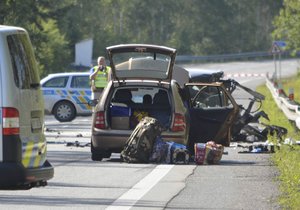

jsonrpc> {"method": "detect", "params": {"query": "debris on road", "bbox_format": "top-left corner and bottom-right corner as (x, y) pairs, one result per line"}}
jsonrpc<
(66, 141), (91, 147)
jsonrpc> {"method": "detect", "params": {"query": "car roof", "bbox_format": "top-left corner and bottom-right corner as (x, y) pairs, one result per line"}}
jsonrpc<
(0, 25), (26, 33)
(40, 72), (90, 83)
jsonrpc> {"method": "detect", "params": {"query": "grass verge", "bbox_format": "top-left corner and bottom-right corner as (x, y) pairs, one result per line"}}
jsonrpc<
(281, 70), (300, 102)
(256, 84), (300, 210)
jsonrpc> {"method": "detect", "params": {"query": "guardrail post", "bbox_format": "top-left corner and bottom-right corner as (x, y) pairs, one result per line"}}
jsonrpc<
(278, 83), (283, 95)
(288, 87), (294, 101)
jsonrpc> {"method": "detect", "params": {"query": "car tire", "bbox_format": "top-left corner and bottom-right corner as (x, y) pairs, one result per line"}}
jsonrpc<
(91, 153), (103, 161)
(53, 101), (76, 122)
(91, 141), (111, 161)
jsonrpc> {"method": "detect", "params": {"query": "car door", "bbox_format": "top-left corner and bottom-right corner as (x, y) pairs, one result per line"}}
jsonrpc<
(69, 75), (92, 113)
(185, 82), (239, 147)
(41, 75), (69, 113)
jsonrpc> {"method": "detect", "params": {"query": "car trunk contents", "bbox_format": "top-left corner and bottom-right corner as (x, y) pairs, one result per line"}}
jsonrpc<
(109, 88), (172, 129)
(110, 103), (131, 130)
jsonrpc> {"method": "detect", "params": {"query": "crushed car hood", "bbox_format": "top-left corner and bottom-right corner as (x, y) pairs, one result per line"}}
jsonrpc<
(188, 69), (224, 83)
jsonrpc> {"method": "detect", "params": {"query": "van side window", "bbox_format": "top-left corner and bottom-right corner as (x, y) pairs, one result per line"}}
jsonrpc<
(42, 76), (68, 88)
(7, 34), (40, 89)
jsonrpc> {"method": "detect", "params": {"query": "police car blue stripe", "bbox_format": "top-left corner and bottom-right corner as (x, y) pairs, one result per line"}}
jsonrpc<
(85, 90), (92, 95)
(62, 90), (68, 95)
(83, 95), (91, 102)
(72, 96), (88, 110)
(70, 90), (80, 96)
(43, 90), (55, 95)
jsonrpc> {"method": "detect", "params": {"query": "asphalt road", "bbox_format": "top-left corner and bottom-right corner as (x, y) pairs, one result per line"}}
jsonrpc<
(0, 59), (298, 209)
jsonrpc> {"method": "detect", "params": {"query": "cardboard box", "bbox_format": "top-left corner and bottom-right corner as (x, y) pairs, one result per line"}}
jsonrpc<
(111, 116), (130, 130)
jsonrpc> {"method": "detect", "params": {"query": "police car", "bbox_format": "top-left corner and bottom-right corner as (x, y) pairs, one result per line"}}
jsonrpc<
(41, 72), (92, 122)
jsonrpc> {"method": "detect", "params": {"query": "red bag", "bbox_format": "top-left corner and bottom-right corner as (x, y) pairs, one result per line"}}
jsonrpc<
(205, 141), (224, 164)
(194, 143), (206, 165)
(194, 141), (224, 165)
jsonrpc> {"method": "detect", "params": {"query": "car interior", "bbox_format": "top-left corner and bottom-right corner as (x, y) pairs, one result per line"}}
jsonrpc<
(109, 87), (172, 129)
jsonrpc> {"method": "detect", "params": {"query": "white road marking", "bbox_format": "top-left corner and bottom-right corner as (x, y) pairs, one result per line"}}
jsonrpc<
(106, 164), (174, 210)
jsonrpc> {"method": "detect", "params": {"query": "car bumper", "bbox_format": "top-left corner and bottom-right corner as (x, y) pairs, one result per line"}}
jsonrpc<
(92, 129), (188, 151)
(0, 160), (54, 188)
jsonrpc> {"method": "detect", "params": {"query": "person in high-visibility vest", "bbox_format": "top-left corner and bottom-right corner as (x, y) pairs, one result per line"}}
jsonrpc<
(90, 56), (111, 100)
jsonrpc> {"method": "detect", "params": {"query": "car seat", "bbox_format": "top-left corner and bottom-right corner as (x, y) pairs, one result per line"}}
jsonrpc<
(153, 90), (170, 108)
(112, 89), (134, 106)
(143, 94), (152, 105)
(151, 90), (170, 127)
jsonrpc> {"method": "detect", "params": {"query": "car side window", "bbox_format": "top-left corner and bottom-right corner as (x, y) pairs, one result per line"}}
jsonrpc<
(190, 85), (230, 108)
(71, 76), (90, 89)
(42, 76), (68, 88)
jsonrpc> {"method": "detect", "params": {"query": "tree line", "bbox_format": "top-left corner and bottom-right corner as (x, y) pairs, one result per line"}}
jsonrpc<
(1, 0), (296, 77)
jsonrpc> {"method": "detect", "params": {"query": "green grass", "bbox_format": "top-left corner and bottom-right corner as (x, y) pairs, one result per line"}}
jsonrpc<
(256, 81), (300, 210)
(281, 70), (300, 102)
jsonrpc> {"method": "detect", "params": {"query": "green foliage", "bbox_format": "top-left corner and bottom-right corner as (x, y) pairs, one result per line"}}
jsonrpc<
(0, 0), (283, 76)
(272, 145), (300, 209)
(273, 0), (300, 55)
(38, 19), (71, 77)
(281, 76), (300, 103)
(0, 0), (72, 76)
(256, 85), (299, 140)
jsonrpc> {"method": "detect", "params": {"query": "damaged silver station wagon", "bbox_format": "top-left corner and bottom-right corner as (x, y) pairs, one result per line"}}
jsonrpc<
(90, 44), (239, 161)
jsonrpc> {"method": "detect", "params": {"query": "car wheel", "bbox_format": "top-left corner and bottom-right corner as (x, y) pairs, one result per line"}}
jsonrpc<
(91, 141), (111, 161)
(103, 152), (112, 158)
(91, 153), (103, 161)
(53, 101), (76, 122)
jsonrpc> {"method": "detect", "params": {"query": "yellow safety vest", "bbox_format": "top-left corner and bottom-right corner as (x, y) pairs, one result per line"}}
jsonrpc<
(92, 66), (110, 88)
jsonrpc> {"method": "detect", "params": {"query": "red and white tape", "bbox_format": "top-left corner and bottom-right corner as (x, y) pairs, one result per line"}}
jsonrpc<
(224, 73), (266, 78)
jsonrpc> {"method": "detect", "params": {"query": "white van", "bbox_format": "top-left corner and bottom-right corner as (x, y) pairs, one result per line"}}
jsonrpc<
(0, 25), (54, 189)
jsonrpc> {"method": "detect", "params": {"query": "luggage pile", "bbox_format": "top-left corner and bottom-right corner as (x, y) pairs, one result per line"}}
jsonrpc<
(121, 116), (224, 165)
(150, 137), (189, 164)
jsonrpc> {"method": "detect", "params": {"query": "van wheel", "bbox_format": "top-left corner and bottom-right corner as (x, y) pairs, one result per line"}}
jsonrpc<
(53, 101), (76, 122)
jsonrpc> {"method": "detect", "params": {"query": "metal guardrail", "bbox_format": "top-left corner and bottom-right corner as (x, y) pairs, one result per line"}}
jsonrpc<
(266, 78), (300, 129)
(176, 51), (293, 63)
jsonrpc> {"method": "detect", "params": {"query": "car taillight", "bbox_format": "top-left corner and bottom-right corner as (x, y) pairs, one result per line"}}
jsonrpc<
(94, 111), (106, 129)
(171, 113), (186, 132)
(2, 107), (20, 135)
